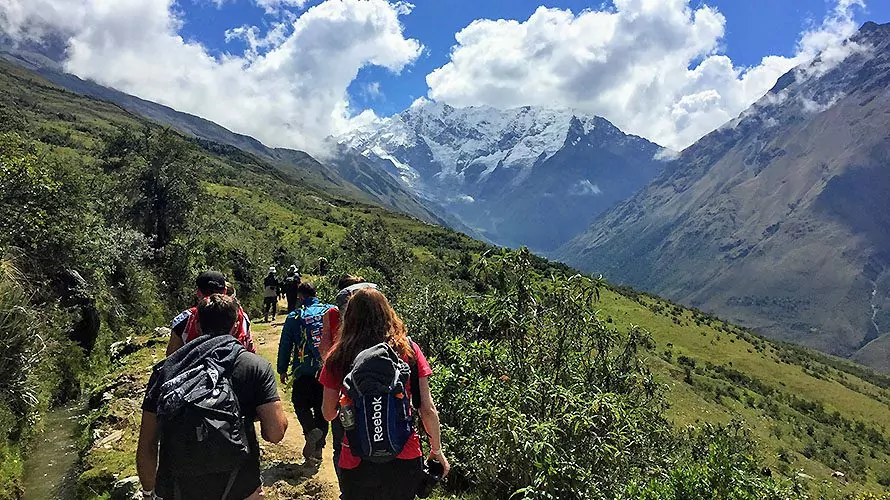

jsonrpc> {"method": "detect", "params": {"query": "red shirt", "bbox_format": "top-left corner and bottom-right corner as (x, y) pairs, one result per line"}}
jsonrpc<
(319, 341), (432, 470)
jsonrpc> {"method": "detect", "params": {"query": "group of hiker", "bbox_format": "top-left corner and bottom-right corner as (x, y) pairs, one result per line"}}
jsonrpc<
(262, 265), (303, 322)
(135, 269), (450, 500)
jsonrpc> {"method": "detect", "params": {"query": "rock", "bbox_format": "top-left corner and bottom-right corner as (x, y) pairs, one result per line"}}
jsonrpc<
(832, 471), (846, 478)
(111, 475), (140, 500)
(109, 336), (139, 361)
(154, 326), (171, 338)
(94, 429), (124, 448)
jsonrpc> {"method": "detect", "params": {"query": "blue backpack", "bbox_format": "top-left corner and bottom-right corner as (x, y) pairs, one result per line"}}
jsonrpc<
(294, 299), (333, 375)
(341, 342), (417, 462)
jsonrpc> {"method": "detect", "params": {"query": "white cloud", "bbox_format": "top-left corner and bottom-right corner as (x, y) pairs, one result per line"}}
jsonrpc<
(253, 0), (311, 15)
(0, 0), (422, 154)
(570, 180), (602, 196)
(363, 81), (383, 100)
(426, 0), (865, 150)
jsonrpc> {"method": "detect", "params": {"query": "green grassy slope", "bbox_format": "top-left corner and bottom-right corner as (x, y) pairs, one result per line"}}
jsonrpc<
(3, 60), (890, 497)
(598, 287), (890, 494)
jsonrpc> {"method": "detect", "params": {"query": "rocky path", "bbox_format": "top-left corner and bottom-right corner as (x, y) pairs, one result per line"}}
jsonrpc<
(252, 321), (340, 500)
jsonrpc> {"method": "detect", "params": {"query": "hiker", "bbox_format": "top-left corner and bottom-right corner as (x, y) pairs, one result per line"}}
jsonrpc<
(320, 288), (450, 500)
(282, 265), (302, 313)
(319, 275), (378, 478)
(277, 282), (334, 461)
(136, 293), (288, 500)
(166, 271), (255, 356)
(263, 267), (280, 322)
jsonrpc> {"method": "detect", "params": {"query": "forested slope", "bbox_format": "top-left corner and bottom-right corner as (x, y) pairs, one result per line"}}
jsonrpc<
(1, 61), (889, 499)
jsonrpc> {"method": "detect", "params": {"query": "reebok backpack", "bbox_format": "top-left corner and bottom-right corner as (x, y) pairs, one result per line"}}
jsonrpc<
(342, 342), (416, 462)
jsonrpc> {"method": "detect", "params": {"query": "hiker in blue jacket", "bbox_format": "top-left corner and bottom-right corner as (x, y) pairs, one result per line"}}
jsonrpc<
(276, 282), (334, 461)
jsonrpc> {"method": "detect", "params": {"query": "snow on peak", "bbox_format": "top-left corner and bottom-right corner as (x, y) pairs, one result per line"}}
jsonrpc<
(338, 100), (609, 187)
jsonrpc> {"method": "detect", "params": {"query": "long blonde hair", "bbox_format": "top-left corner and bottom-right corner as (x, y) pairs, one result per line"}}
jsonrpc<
(325, 288), (413, 375)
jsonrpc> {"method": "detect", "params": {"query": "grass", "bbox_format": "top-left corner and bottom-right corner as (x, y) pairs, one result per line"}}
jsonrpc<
(596, 287), (890, 494)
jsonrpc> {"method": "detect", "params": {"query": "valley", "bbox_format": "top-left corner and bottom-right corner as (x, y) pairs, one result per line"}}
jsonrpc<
(1, 11), (890, 500)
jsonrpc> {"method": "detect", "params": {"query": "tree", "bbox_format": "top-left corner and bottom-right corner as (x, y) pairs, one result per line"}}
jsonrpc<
(103, 127), (201, 248)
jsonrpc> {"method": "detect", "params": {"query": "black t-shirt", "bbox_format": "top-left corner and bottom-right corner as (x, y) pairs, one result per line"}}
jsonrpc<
(142, 352), (280, 499)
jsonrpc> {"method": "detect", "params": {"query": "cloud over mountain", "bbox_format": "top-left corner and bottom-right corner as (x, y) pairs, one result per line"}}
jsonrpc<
(426, 0), (865, 150)
(0, 0), (421, 154)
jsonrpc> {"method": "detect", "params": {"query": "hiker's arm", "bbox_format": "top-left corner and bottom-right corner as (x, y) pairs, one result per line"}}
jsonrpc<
(418, 376), (451, 477)
(322, 387), (339, 421)
(319, 311), (333, 359)
(256, 401), (288, 443)
(164, 333), (183, 357)
(136, 411), (159, 491)
(276, 317), (295, 382)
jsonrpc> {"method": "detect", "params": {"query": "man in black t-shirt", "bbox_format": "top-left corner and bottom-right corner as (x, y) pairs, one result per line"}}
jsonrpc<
(136, 294), (288, 500)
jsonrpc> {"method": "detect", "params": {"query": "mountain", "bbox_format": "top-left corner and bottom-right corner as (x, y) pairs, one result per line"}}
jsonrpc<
(338, 101), (666, 252)
(6, 41), (890, 498)
(559, 22), (890, 370)
(0, 37), (450, 227)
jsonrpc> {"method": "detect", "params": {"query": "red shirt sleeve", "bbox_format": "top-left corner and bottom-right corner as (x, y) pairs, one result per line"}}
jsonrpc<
(320, 307), (340, 358)
(318, 364), (343, 391)
(412, 341), (432, 378)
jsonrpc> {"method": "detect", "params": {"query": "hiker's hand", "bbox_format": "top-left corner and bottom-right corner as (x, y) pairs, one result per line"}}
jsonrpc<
(279, 373), (288, 385)
(429, 448), (450, 478)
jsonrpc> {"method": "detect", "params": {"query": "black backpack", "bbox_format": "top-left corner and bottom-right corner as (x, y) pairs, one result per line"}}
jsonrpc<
(155, 335), (249, 499)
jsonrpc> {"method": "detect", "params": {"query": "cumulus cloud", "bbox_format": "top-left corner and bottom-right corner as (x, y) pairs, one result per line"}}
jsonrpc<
(0, 0), (422, 154)
(254, 0), (311, 15)
(426, 0), (865, 150)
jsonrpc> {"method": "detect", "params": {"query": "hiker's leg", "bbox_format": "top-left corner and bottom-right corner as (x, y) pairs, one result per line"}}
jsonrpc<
(290, 375), (316, 434)
(310, 377), (328, 444)
(262, 298), (272, 321)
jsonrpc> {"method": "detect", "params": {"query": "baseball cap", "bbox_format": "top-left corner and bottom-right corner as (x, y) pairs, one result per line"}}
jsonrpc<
(196, 271), (227, 294)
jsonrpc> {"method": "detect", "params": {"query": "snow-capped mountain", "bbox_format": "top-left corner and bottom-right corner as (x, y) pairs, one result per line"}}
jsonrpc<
(559, 21), (890, 370)
(339, 100), (666, 251)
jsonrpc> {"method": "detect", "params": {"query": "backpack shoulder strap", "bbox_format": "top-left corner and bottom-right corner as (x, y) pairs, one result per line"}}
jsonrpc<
(408, 337), (422, 410)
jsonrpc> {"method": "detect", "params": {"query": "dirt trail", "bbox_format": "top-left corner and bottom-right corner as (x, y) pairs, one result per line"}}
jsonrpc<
(252, 319), (340, 500)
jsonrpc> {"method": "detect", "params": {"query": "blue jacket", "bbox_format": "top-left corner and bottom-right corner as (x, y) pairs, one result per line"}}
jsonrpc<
(277, 297), (333, 376)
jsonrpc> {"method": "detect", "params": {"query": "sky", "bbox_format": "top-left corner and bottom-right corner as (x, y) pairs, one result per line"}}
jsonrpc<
(1, 0), (887, 154)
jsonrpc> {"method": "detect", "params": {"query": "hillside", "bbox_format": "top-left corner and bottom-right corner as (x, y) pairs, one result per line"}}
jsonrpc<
(559, 21), (890, 371)
(339, 101), (665, 251)
(0, 39), (450, 228)
(2, 59), (890, 499)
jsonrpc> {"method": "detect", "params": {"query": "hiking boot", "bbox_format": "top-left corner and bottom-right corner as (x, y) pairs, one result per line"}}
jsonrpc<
(312, 440), (324, 460)
(303, 428), (323, 461)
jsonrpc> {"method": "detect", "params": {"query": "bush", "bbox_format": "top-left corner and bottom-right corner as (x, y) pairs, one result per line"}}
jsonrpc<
(401, 249), (669, 498)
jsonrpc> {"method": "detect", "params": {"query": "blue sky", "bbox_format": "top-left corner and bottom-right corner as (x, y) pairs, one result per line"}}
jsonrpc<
(178, 0), (889, 117)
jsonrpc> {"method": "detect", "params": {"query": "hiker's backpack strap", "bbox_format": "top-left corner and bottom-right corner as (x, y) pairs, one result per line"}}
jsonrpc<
(408, 337), (422, 411)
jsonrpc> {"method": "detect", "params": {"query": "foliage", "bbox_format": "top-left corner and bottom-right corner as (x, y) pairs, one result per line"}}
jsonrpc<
(625, 422), (799, 500)
(3, 61), (890, 499)
(400, 249), (797, 499)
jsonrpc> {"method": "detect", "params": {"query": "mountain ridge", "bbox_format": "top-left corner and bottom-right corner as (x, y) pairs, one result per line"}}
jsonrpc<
(339, 100), (669, 251)
(0, 40), (454, 228)
(558, 21), (890, 370)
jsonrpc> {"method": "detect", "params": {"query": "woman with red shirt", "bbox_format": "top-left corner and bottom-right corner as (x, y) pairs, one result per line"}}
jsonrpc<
(320, 288), (450, 500)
